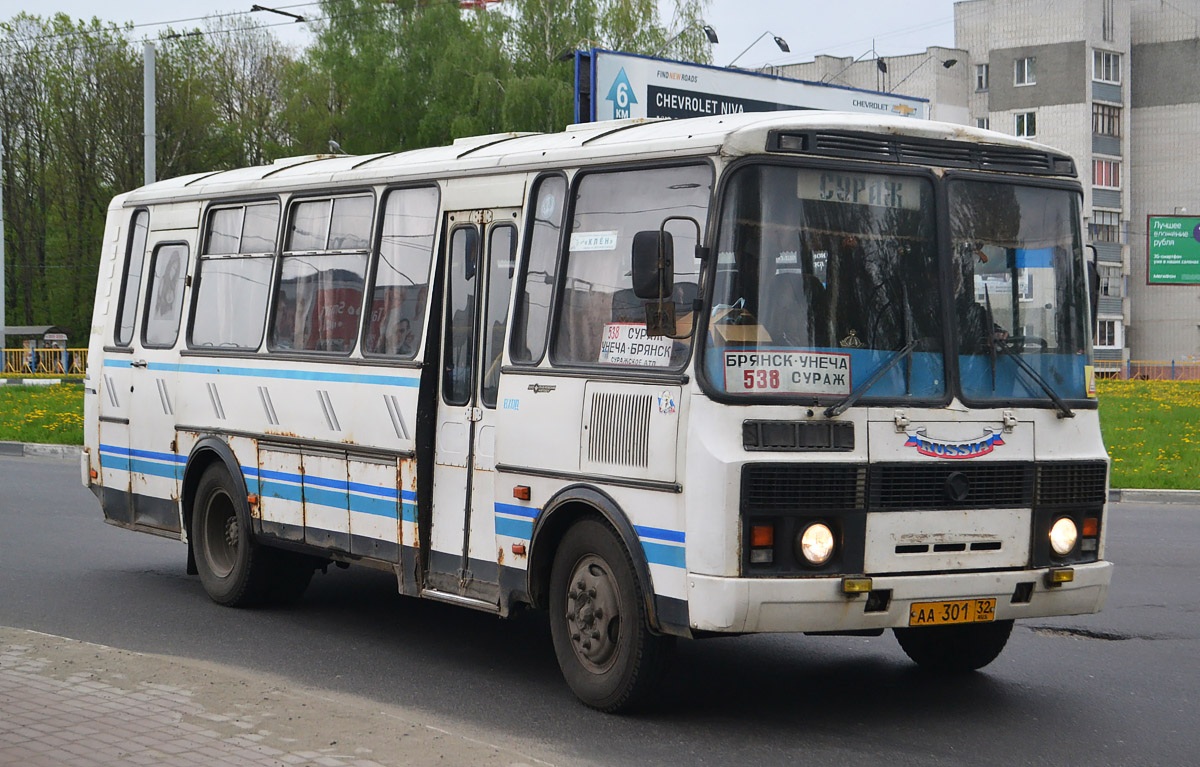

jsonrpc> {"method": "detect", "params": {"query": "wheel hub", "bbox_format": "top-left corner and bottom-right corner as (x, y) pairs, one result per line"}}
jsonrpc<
(565, 556), (621, 672)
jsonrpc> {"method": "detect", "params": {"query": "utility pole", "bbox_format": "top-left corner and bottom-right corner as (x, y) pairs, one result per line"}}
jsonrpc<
(144, 41), (156, 185)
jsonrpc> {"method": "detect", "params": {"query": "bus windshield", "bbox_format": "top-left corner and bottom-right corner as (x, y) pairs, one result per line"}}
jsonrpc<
(705, 163), (944, 401)
(949, 179), (1093, 402)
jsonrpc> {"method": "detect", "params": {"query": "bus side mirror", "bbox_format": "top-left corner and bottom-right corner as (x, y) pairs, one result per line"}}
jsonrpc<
(631, 230), (674, 300)
(1085, 244), (1100, 330)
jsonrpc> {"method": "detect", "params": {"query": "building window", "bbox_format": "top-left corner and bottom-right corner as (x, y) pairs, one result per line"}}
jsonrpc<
(975, 63), (989, 91)
(1015, 111), (1036, 137)
(1093, 159), (1121, 189)
(1014, 57), (1036, 86)
(1096, 319), (1117, 347)
(1099, 266), (1123, 297)
(1092, 103), (1121, 137)
(1094, 50), (1121, 84)
(975, 117), (990, 130)
(1090, 210), (1122, 243)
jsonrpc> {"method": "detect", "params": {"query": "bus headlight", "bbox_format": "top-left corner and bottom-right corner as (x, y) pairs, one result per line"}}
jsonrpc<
(1049, 517), (1078, 556)
(797, 522), (835, 566)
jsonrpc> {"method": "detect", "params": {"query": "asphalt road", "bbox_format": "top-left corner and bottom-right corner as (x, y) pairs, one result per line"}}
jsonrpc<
(1, 453), (1197, 766)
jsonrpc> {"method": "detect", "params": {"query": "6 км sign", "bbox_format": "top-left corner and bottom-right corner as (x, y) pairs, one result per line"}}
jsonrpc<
(723, 350), (851, 395)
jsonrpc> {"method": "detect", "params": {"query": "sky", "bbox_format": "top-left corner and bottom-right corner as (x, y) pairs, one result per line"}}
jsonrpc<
(3, 0), (961, 67)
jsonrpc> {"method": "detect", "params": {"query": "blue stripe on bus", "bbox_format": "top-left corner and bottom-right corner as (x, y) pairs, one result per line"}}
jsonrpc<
(103, 358), (419, 388)
(99, 444), (186, 464)
(642, 540), (686, 569)
(257, 480), (416, 522)
(494, 502), (540, 519)
(634, 525), (686, 544)
(495, 516), (534, 539)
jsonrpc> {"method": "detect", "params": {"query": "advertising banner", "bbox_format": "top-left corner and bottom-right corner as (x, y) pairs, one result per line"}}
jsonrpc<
(582, 49), (928, 124)
(1147, 215), (1200, 284)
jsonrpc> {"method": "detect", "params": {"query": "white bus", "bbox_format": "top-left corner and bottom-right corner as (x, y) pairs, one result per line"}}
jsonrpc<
(83, 111), (1112, 712)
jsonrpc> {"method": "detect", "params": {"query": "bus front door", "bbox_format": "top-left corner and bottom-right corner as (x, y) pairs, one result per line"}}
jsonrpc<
(426, 209), (519, 608)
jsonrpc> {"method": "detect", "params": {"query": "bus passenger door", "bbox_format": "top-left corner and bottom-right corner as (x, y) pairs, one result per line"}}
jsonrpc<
(426, 209), (519, 607)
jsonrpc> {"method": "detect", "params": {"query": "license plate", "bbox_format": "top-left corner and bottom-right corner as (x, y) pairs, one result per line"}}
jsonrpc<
(908, 598), (997, 627)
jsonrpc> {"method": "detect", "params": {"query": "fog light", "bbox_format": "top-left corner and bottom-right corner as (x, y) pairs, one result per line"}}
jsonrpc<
(842, 577), (872, 594)
(798, 523), (835, 566)
(1046, 567), (1075, 586)
(1049, 517), (1078, 556)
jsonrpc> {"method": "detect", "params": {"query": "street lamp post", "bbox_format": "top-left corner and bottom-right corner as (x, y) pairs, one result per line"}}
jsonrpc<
(726, 31), (790, 68)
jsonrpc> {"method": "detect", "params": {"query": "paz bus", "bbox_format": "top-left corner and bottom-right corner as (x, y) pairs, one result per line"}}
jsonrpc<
(83, 111), (1112, 712)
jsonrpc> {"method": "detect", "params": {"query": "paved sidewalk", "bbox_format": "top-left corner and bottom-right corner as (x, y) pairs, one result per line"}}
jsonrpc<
(0, 628), (557, 767)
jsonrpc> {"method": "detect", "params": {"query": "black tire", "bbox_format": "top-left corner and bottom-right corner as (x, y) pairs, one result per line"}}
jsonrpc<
(894, 619), (1014, 672)
(191, 465), (272, 607)
(548, 517), (673, 713)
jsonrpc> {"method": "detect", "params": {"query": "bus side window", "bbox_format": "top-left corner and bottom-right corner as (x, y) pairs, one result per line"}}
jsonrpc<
(482, 224), (517, 408)
(190, 201), (279, 350)
(510, 175), (566, 365)
(362, 186), (440, 358)
(142, 243), (189, 348)
(270, 195), (373, 354)
(114, 210), (150, 346)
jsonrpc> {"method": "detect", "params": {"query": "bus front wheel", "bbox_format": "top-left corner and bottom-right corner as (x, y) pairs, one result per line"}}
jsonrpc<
(548, 517), (672, 712)
(893, 619), (1014, 672)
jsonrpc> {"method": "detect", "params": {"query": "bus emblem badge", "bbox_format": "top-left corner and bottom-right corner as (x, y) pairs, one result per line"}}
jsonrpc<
(657, 390), (677, 415)
(903, 427), (1005, 459)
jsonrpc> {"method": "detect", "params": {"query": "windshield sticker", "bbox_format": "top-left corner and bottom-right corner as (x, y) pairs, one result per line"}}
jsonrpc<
(724, 350), (851, 395)
(903, 427), (1005, 459)
(976, 272), (1033, 302)
(797, 171), (920, 211)
(600, 323), (672, 367)
(570, 231), (618, 252)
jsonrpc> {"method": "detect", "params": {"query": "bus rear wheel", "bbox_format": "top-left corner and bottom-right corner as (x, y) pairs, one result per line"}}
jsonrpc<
(548, 518), (672, 712)
(192, 465), (273, 607)
(893, 619), (1014, 672)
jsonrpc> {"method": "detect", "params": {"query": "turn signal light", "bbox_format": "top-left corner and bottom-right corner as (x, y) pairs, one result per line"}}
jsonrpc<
(89, 469), (98, 479)
(1082, 517), (1099, 537)
(513, 485), (531, 501)
(750, 524), (774, 548)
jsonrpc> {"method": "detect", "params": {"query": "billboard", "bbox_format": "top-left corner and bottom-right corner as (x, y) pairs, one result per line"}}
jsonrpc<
(1147, 215), (1200, 284)
(576, 49), (929, 124)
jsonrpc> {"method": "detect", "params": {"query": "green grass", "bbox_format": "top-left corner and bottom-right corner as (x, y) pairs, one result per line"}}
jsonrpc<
(0, 379), (1194, 490)
(1098, 379), (1200, 490)
(0, 385), (84, 445)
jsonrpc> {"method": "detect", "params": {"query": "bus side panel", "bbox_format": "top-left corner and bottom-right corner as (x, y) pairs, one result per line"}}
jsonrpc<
(256, 446), (306, 543)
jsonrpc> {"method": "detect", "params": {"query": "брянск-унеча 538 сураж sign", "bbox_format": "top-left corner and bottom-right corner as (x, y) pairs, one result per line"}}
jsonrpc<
(574, 49), (928, 124)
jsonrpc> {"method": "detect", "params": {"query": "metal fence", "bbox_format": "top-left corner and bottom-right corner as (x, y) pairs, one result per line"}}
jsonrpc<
(1, 348), (88, 379)
(1103, 360), (1200, 381)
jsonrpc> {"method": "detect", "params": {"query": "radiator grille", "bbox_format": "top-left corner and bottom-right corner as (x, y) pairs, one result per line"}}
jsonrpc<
(1037, 461), (1107, 506)
(742, 461), (1105, 513)
(869, 463), (1034, 510)
(586, 392), (652, 468)
(741, 464), (866, 512)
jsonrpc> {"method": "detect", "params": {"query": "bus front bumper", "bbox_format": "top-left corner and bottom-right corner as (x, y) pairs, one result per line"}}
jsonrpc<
(686, 561), (1113, 633)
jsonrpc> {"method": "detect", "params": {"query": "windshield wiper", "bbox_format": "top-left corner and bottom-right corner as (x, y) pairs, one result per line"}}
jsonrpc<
(824, 338), (919, 418)
(992, 340), (1075, 418)
(982, 285), (1073, 418)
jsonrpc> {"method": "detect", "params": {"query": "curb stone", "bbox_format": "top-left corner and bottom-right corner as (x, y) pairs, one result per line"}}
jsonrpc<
(1108, 487), (1200, 504)
(0, 441), (82, 460)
